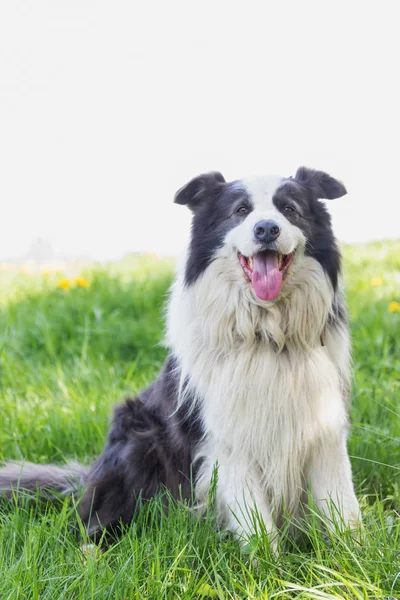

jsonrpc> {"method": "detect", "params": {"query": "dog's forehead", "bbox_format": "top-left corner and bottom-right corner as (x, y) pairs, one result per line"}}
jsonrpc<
(240, 175), (284, 209)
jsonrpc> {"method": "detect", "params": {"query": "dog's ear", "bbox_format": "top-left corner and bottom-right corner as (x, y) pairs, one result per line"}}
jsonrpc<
(174, 172), (226, 210)
(294, 167), (347, 199)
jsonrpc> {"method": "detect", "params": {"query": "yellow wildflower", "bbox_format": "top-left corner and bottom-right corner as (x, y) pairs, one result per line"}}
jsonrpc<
(388, 301), (400, 313)
(57, 279), (71, 290)
(75, 277), (90, 288)
(371, 277), (383, 287)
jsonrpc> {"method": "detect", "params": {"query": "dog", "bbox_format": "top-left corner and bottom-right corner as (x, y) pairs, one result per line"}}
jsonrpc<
(0, 167), (361, 548)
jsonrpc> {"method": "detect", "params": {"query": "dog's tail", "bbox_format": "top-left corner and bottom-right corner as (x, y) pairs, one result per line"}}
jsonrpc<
(0, 461), (88, 500)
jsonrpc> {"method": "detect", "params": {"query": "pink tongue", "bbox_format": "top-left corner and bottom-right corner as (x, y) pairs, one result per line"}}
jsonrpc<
(251, 251), (283, 300)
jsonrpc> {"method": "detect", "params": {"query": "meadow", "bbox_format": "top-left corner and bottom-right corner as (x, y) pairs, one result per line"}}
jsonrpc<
(0, 242), (399, 599)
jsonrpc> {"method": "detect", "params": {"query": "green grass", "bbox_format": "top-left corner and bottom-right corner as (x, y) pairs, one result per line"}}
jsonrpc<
(0, 242), (399, 599)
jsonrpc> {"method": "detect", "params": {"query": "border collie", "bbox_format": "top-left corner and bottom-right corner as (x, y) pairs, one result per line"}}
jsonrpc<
(0, 167), (361, 548)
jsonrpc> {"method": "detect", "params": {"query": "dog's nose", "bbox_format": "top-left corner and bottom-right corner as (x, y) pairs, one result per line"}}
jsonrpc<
(253, 220), (281, 243)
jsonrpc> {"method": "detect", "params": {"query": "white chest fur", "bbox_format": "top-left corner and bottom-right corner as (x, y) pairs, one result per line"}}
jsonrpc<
(167, 251), (350, 517)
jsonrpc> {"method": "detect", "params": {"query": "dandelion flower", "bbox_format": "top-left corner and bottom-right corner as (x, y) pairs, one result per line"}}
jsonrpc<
(371, 277), (383, 287)
(75, 277), (90, 288)
(388, 301), (400, 313)
(57, 279), (71, 290)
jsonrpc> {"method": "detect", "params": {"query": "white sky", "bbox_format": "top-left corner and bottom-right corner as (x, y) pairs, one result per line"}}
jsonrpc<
(0, 1), (399, 261)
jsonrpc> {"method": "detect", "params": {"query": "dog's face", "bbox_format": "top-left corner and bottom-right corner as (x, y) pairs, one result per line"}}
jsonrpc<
(175, 167), (346, 302)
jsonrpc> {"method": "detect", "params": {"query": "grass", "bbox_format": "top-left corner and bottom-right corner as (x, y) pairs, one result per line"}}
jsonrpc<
(0, 242), (399, 599)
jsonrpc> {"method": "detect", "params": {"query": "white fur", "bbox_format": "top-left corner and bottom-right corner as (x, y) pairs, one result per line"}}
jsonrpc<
(225, 176), (306, 259)
(166, 178), (360, 544)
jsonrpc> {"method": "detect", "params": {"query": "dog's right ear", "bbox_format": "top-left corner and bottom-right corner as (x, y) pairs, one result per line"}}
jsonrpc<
(174, 172), (226, 211)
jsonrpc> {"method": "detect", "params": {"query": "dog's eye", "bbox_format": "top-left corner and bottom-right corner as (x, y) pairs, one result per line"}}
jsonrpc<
(236, 206), (249, 214)
(284, 205), (296, 214)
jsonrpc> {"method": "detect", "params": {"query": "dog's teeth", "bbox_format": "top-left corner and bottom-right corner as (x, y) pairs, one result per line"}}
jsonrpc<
(248, 257), (253, 268)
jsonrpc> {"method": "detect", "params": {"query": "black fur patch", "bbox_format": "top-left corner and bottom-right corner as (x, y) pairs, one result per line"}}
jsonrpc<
(328, 292), (348, 328)
(79, 355), (202, 537)
(294, 167), (347, 200)
(176, 175), (253, 286)
(273, 168), (345, 291)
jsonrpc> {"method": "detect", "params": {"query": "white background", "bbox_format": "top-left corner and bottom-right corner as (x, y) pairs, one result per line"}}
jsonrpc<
(1, 1), (399, 261)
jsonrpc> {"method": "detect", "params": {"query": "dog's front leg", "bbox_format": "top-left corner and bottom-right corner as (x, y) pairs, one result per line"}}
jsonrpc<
(307, 432), (361, 531)
(204, 456), (278, 551)
(223, 483), (278, 553)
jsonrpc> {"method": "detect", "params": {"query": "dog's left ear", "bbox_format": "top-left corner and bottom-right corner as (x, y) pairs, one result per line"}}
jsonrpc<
(174, 171), (226, 211)
(294, 167), (347, 199)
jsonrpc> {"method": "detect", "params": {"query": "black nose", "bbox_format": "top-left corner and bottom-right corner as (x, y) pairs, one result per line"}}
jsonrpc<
(253, 220), (281, 243)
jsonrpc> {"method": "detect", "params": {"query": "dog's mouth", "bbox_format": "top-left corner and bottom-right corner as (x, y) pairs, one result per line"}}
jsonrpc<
(238, 250), (295, 301)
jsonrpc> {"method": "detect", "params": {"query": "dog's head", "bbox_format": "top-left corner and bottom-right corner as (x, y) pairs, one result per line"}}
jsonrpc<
(175, 167), (346, 303)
